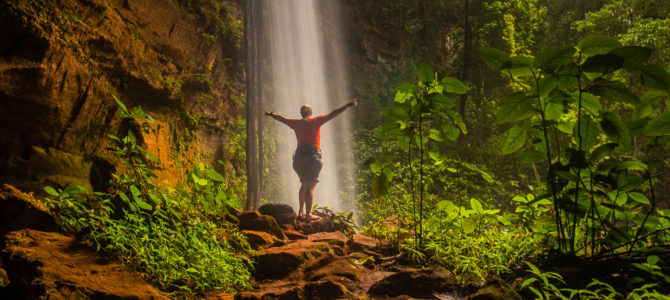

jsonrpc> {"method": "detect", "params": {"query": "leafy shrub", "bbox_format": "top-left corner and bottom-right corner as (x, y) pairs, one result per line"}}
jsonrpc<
(43, 97), (253, 295)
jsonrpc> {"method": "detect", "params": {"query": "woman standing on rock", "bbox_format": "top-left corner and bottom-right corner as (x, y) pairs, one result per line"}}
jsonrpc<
(264, 99), (357, 221)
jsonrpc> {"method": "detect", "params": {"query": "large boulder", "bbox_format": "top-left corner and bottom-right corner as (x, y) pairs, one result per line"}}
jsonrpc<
(238, 211), (287, 240)
(258, 203), (296, 226)
(2, 229), (168, 299)
(367, 268), (457, 299)
(0, 184), (59, 236)
(254, 240), (328, 280)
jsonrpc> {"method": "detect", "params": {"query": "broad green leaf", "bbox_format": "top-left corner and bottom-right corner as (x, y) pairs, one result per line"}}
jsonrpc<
(447, 110), (467, 134)
(478, 47), (510, 70)
(496, 92), (536, 124)
(437, 200), (453, 211)
(397, 135), (411, 152)
(628, 192), (650, 205)
(545, 102), (563, 121)
(417, 63), (434, 84)
(639, 65), (670, 90)
(370, 162), (381, 174)
(206, 168), (226, 182)
(502, 126), (528, 155)
(113, 95), (129, 114)
(588, 79), (640, 105)
(430, 93), (454, 108)
(538, 77), (558, 98)
(557, 62), (579, 88)
(617, 160), (647, 171)
(428, 129), (444, 141)
(534, 46), (576, 70)
(627, 119), (648, 137)
(647, 255), (659, 266)
(144, 151), (160, 164)
(555, 170), (578, 182)
(428, 151), (444, 163)
(635, 91), (666, 119)
(462, 218), (476, 233)
(130, 185), (141, 197)
(470, 198), (484, 214)
(148, 193), (161, 205)
(441, 77), (467, 94)
(557, 122), (574, 134)
(608, 46), (652, 69)
(574, 115), (600, 151)
(135, 198), (152, 211)
(573, 92), (602, 113)
(600, 111), (631, 150)
(63, 185), (85, 196)
(644, 111), (670, 136)
(443, 124), (460, 141)
(44, 186), (59, 196)
(590, 143), (617, 163)
(577, 35), (621, 56)
(394, 83), (413, 103)
(582, 54), (623, 75)
(507, 55), (535, 77)
(517, 150), (547, 163)
(415, 135), (429, 148)
(119, 192), (130, 203)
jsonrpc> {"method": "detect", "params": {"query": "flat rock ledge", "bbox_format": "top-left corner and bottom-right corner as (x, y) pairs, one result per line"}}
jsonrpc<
(2, 229), (168, 299)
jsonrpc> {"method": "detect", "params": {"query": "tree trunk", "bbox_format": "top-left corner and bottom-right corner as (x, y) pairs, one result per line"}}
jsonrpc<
(245, 0), (259, 210)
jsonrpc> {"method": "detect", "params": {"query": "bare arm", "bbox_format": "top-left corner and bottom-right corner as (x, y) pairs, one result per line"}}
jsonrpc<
(264, 111), (292, 126)
(321, 98), (358, 123)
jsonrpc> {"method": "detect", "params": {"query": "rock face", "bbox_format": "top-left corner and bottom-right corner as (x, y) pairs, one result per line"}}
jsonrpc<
(0, 0), (244, 191)
(0, 184), (59, 236)
(2, 229), (168, 299)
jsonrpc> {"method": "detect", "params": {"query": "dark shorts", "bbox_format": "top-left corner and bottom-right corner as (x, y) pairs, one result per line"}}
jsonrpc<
(293, 146), (323, 183)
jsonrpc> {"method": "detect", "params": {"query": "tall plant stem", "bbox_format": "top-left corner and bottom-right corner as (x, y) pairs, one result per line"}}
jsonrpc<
(408, 100), (417, 246)
(529, 69), (566, 252)
(418, 95), (424, 249)
(571, 62), (584, 254)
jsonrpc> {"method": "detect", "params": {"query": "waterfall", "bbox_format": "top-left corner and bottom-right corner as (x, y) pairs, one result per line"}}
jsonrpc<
(257, 0), (353, 213)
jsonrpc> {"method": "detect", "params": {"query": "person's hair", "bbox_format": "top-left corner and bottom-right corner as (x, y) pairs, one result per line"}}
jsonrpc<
(300, 104), (312, 118)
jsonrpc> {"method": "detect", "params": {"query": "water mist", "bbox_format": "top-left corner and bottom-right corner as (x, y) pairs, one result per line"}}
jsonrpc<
(262, 1), (353, 213)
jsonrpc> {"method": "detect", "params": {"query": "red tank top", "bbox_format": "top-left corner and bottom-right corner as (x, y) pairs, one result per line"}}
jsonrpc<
(286, 116), (327, 148)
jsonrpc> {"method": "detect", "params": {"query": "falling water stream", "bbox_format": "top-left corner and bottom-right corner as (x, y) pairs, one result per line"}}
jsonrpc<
(262, 1), (353, 212)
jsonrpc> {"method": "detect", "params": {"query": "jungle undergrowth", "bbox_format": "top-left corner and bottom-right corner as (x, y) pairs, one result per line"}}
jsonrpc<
(43, 96), (253, 296)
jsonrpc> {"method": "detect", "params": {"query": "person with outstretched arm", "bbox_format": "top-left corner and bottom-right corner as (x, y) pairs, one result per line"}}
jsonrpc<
(265, 99), (358, 221)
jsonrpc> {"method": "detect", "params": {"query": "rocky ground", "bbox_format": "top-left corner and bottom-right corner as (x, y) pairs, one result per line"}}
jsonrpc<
(0, 185), (519, 299)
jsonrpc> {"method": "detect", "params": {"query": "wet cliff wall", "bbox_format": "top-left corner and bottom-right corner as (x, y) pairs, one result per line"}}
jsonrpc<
(0, 0), (245, 193)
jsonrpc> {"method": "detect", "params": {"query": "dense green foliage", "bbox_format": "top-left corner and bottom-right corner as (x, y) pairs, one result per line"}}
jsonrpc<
(43, 98), (252, 295)
(480, 35), (670, 256)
